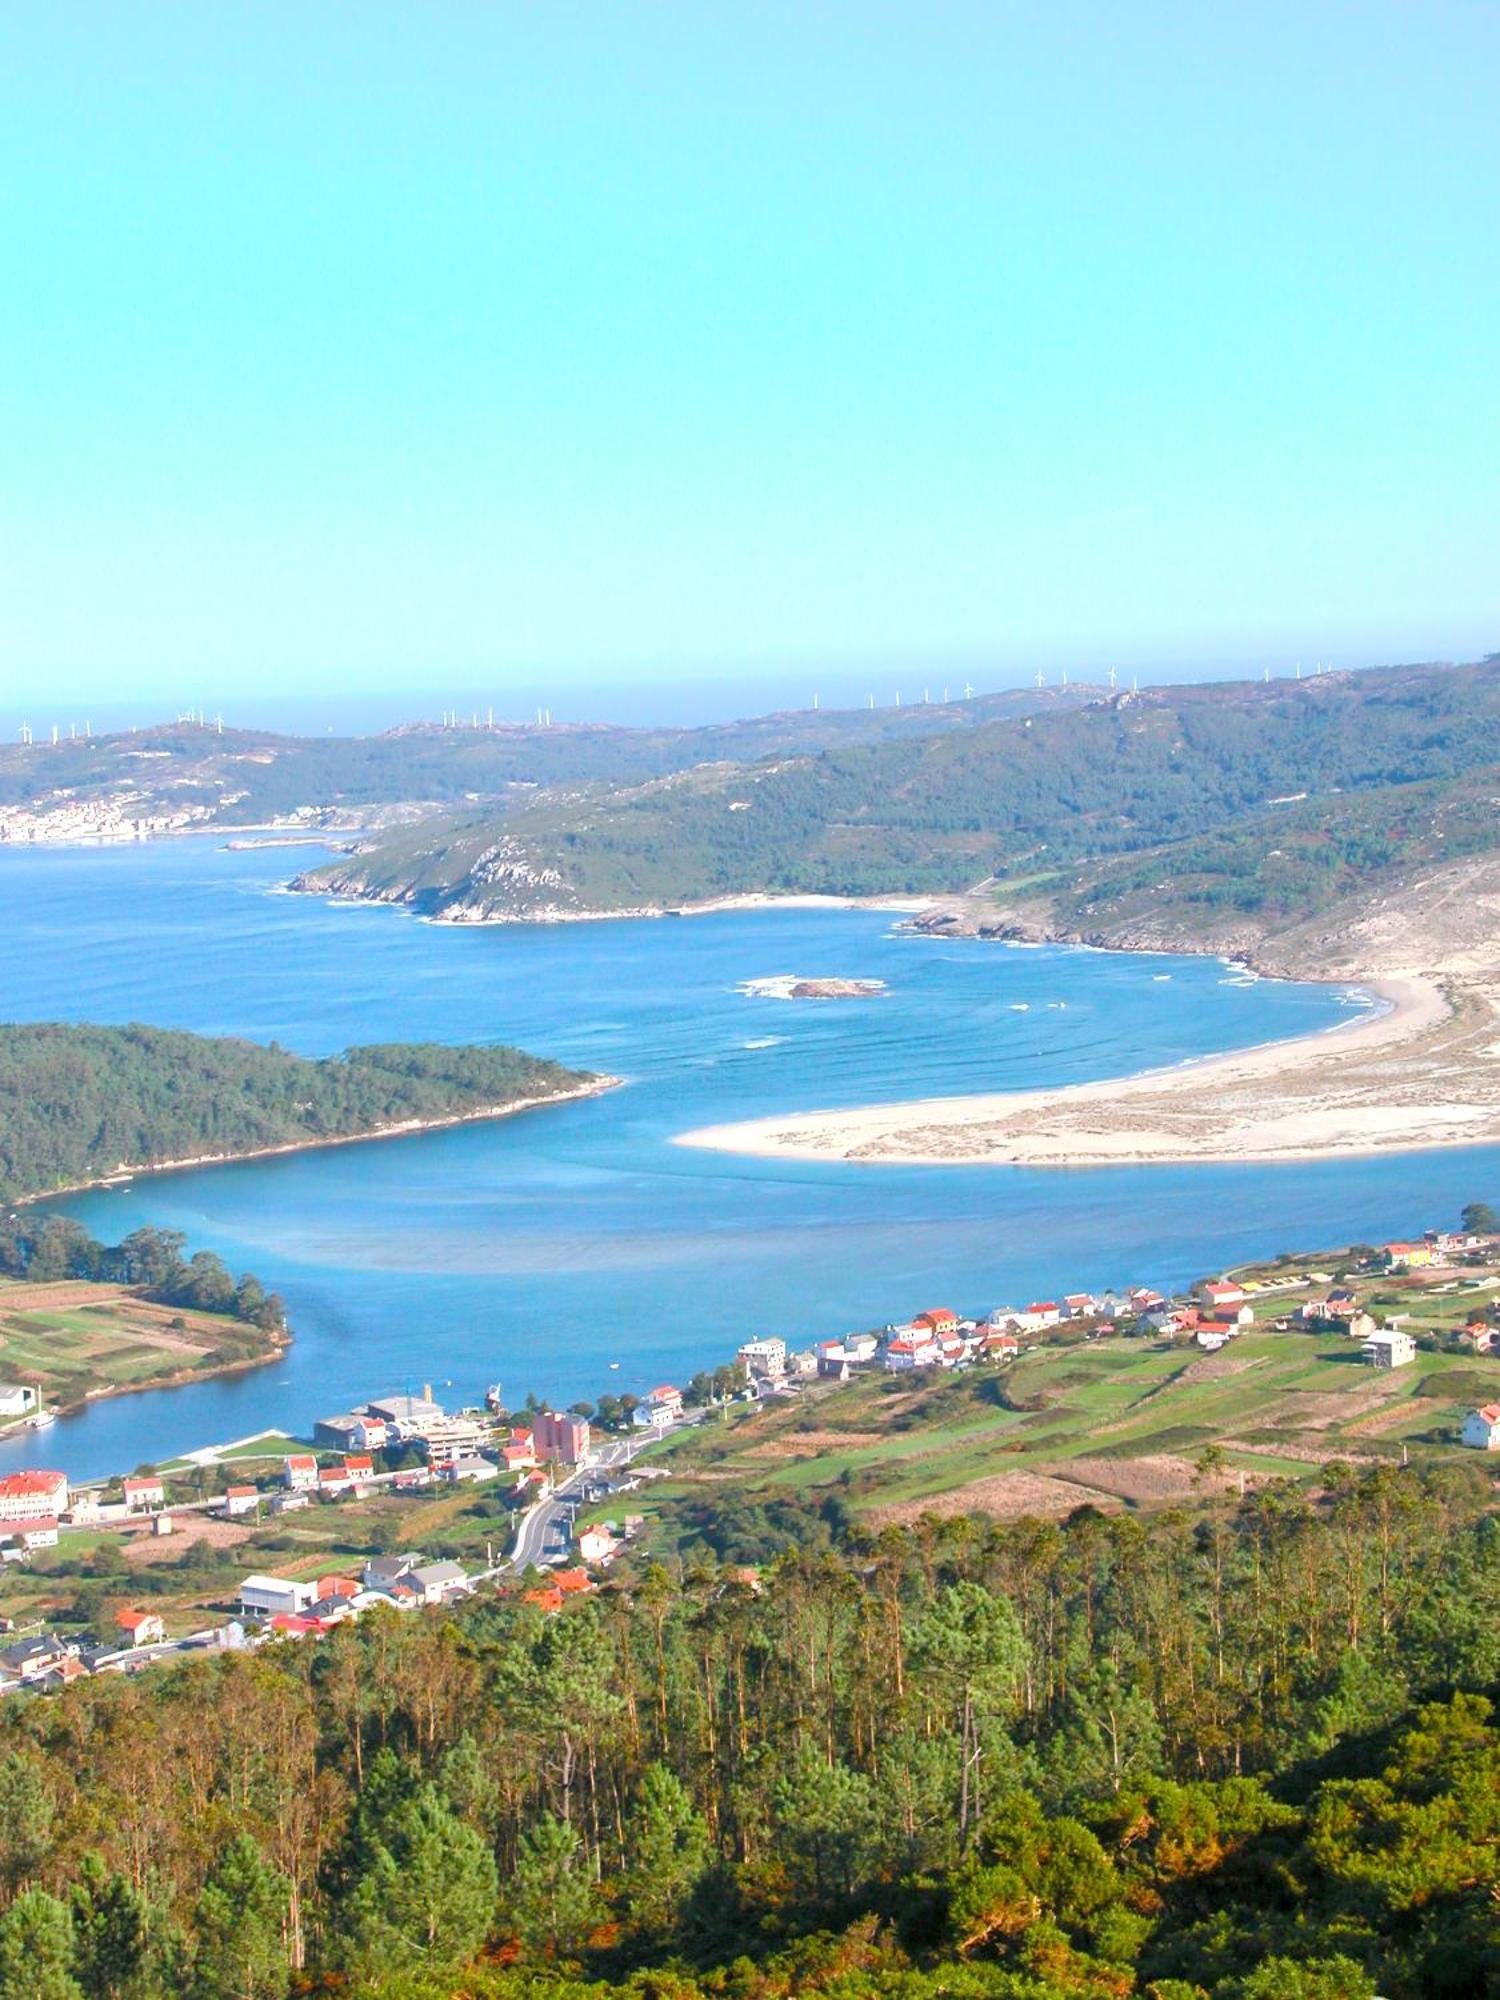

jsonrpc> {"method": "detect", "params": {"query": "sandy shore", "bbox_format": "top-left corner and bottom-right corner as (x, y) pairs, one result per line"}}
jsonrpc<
(673, 972), (1500, 1166)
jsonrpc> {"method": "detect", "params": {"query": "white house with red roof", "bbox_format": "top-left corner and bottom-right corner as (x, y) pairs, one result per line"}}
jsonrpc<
(283, 1454), (319, 1491)
(884, 1331), (942, 1371)
(0, 1469), (69, 1523)
(1461, 1404), (1500, 1450)
(1196, 1280), (1246, 1310)
(645, 1384), (684, 1422)
(911, 1308), (959, 1336)
(122, 1475), (165, 1511)
(115, 1607), (166, 1648)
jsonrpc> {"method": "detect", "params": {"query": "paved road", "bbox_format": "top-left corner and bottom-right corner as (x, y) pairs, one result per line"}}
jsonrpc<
(497, 1432), (647, 1575)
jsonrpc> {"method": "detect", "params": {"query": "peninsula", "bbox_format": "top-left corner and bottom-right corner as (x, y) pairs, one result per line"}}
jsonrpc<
(0, 1023), (606, 1203)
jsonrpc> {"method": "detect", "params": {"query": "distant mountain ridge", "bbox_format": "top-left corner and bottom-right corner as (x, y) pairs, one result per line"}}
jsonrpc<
(0, 682), (1095, 831)
(296, 654), (1500, 936)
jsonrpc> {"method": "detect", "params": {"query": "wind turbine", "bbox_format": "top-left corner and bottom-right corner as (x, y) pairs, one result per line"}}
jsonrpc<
(963, 681), (974, 700)
(1034, 669), (1045, 689)
(1108, 665), (1118, 690)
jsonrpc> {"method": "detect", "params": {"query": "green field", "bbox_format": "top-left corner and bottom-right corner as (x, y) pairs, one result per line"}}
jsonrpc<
(625, 1310), (1498, 1554)
(0, 1278), (283, 1424)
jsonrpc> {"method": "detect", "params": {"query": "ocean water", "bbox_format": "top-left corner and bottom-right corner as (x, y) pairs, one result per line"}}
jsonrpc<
(2, 837), (1495, 1482)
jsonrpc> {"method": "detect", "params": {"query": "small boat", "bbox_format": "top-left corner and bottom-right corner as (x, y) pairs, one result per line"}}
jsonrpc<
(26, 1410), (58, 1432)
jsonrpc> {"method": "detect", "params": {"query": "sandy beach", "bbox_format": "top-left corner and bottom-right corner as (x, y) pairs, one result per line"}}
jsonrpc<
(673, 971), (1500, 1166)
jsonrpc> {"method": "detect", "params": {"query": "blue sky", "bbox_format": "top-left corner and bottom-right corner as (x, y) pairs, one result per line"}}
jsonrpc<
(2, 2), (1497, 714)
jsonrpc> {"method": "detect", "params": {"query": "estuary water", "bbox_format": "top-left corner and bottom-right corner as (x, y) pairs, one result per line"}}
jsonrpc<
(3, 836), (1496, 1482)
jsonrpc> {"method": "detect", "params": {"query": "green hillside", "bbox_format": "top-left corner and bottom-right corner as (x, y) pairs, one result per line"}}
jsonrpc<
(0, 684), (1090, 826)
(0, 1023), (593, 1200)
(301, 654), (1500, 921)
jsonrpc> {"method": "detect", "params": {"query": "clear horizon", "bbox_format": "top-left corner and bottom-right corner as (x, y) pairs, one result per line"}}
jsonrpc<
(3, 4), (1497, 707)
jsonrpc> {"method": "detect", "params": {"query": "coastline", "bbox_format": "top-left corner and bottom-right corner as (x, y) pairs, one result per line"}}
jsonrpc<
(300, 881), (932, 925)
(672, 970), (1500, 1167)
(18, 1074), (621, 1207)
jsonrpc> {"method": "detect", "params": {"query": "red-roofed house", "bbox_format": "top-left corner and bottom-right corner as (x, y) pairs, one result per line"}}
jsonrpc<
(1196, 1281), (1246, 1309)
(524, 1584), (564, 1614)
(1384, 1242), (1436, 1269)
(222, 1485), (260, 1518)
(283, 1454), (319, 1491)
(1063, 1294), (1096, 1317)
(912, 1309), (959, 1335)
(317, 1574), (360, 1599)
(983, 1329), (1021, 1358)
(884, 1332), (941, 1371)
(1461, 1404), (1500, 1450)
(115, 1607), (166, 1648)
(0, 1469), (69, 1522)
(502, 1442), (536, 1473)
(577, 1526), (617, 1564)
(342, 1455), (375, 1485)
(554, 1567), (593, 1594)
(645, 1385), (684, 1421)
(269, 1613), (328, 1639)
(20, 1517), (59, 1550)
(122, 1475), (164, 1511)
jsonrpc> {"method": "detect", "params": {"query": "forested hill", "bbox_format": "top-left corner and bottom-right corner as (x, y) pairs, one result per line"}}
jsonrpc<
(298, 653), (1500, 923)
(0, 683), (1091, 830)
(1, 1463), (1495, 1998)
(0, 1025), (594, 1201)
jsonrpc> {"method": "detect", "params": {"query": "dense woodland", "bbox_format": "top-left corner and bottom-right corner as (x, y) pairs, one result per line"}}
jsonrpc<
(1, 1464), (1496, 1998)
(0, 1025), (590, 1201)
(0, 1217), (284, 1332)
(313, 656), (1500, 923)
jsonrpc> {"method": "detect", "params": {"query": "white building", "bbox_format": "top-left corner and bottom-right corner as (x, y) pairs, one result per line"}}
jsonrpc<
(239, 1575), (318, 1619)
(1362, 1329), (1417, 1369)
(737, 1338), (787, 1380)
(0, 1469), (69, 1522)
(0, 1386), (38, 1419)
(1460, 1403), (1500, 1450)
(577, 1525), (617, 1564)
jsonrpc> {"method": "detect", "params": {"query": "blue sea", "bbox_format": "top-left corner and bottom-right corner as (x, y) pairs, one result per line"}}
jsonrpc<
(2, 836), (1494, 1482)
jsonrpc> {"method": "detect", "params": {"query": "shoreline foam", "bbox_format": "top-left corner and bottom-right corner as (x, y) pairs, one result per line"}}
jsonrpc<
(672, 972), (1487, 1167)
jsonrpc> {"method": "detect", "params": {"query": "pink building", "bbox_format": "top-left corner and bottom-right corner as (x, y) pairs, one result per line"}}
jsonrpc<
(533, 1409), (591, 1465)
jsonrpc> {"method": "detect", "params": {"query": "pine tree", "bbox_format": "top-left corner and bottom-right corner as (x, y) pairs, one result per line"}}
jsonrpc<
(190, 1837), (290, 2000)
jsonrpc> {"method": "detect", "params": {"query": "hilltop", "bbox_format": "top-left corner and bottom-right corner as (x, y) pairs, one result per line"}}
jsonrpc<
(0, 683), (1090, 842)
(296, 655), (1500, 926)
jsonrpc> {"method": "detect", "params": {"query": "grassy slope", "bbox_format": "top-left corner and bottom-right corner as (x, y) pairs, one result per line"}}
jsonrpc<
(626, 1260), (1500, 1554)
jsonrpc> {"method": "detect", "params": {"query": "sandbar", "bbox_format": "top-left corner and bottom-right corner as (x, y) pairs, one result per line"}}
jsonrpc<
(672, 972), (1500, 1166)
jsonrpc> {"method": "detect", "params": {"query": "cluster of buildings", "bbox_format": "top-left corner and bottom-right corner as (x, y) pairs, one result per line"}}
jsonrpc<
(236, 1550), (475, 1637)
(0, 792), (213, 845)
